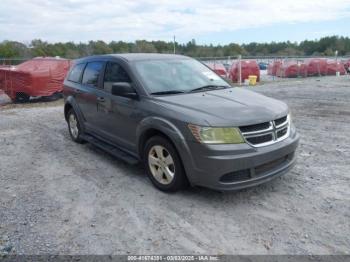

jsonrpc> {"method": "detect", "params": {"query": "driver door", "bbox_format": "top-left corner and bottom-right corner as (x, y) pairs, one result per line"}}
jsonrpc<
(93, 61), (140, 152)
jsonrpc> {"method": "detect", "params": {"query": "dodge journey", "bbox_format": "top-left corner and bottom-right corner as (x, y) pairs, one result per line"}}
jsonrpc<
(63, 54), (299, 192)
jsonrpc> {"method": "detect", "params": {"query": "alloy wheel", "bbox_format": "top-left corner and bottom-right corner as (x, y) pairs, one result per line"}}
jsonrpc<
(148, 145), (175, 185)
(69, 113), (79, 139)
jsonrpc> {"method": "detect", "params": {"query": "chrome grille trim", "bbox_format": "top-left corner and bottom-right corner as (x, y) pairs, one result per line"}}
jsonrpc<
(240, 115), (290, 147)
(240, 122), (273, 136)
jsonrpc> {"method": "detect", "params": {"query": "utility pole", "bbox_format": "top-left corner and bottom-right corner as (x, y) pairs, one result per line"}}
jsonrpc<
(173, 35), (176, 54)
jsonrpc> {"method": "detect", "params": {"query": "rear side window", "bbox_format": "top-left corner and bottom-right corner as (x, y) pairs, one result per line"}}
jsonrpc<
(82, 62), (104, 88)
(67, 63), (85, 83)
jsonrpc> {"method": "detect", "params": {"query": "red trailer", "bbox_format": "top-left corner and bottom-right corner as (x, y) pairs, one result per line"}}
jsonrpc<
(326, 59), (346, 75)
(305, 58), (327, 76)
(206, 63), (227, 78)
(276, 61), (307, 78)
(229, 60), (260, 83)
(267, 60), (282, 76)
(0, 57), (71, 102)
(344, 59), (350, 72)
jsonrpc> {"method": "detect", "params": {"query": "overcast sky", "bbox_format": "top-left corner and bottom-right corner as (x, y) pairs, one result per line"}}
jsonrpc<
(1, 0), (350, 44)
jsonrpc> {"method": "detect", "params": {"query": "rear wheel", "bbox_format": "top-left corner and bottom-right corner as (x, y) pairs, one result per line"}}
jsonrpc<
(15, 92), (30, 103)
(143, 136), (188, 192)
(67, 109), (84, 143)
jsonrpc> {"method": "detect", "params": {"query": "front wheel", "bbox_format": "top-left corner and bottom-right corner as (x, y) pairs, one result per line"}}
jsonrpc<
(143, 136), (188, 192)
(67, 109), (85, 143)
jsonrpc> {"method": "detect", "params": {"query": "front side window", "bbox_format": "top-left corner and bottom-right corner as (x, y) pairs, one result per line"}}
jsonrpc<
(104, 62), (131, 91)
(67, 63), (85, 83)
(82, 62), (104, 88)
(133, 58), (230, 94)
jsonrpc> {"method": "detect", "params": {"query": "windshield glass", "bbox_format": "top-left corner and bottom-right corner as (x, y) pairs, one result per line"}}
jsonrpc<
(133, 59), (230, 94)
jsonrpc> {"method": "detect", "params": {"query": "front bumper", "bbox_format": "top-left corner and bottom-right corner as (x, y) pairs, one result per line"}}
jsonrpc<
(181, 128), (299, 191)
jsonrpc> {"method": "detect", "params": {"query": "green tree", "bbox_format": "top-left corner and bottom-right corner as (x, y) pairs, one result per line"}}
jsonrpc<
(132, 40), (157, 53)
(87, 41), (113, 55)
(1, 35), (350, 59)
(109, 41), (132, 53)
(0, 41), (29, 58)
(30, 39), (50, 56)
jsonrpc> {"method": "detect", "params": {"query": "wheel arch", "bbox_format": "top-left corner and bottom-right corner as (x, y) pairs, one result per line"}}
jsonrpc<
(136, 117), (196, 186)
(138, 128), (176, 160)
(64, 97), (85, 132)
(64, 103), (73, 121)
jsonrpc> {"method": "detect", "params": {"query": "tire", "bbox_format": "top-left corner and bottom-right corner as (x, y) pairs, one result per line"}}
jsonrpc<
(67, 108), (85, 144)
(15, 92), (30, 103)
(143, 136), (188, 192)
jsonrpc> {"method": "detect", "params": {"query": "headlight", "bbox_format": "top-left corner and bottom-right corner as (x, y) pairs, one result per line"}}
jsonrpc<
(188, 124), (244, 144)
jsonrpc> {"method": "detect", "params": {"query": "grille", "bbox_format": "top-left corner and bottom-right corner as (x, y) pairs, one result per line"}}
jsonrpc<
(246, 134), (273, 145)
(240, 122), (270, 133)
(275, 116), (288, 127)
(220, 169), (250, 183)
(239, 115), (290, 147)
(219, 153), (293, 183)
(277, 127), (288, 138)
(255, 156), (287, 175)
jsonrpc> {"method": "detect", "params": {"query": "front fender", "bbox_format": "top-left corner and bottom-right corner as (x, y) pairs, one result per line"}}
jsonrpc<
(136, 117), (198, 185)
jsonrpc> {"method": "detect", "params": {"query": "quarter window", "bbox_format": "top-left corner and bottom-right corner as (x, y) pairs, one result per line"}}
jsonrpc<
(82, 62), (104, 88)
(67, 63), (85, 83)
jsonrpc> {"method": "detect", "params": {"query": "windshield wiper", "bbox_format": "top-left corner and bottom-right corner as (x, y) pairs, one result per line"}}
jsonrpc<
(150, 90), (186, 95)
(188, 85), (229, 93)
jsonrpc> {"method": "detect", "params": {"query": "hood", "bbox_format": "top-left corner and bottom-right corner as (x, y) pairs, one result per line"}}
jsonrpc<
(152, 88), (289, 126)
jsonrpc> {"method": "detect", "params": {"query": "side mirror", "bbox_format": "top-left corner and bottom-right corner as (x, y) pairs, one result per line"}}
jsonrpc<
(111, 82), (138, 99)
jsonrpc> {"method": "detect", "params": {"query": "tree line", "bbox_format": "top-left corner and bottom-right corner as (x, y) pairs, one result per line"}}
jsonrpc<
(0, 36), (350, 59)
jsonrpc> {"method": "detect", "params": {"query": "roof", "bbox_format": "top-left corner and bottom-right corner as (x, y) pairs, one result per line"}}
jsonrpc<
(32, 57), (70, 61)
(74, 53), (190, 63)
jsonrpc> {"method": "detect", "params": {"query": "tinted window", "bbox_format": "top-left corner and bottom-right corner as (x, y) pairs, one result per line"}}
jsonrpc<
(67, 63), (85, 83)
(104, 62), (131, 90)
(82, 62), (104, 88)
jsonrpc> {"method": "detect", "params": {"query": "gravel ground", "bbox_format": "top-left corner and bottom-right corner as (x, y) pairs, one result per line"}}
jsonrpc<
(0, 76), (349, 255)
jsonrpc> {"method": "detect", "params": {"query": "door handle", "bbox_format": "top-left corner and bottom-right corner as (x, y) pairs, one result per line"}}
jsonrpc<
(74, 88), (82, 94)
(97, 97), (105, 102)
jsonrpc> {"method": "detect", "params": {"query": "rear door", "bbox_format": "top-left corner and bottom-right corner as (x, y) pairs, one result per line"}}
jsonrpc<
(78, 61), (105, 131)
(65, 62), (85, 100)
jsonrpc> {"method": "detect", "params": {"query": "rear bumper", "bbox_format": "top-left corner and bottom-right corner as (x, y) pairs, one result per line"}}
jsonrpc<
(181, 128), (299, 191)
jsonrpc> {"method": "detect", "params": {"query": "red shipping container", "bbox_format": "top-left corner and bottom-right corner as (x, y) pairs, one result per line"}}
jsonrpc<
(0, 57), (71, 102)
(229, 60), (260, 83)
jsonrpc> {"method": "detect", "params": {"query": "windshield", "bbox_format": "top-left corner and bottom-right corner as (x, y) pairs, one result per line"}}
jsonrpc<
(133, 59), (230, 94)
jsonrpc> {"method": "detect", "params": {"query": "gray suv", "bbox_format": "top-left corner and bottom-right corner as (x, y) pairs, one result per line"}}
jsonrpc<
(63, 54), (299, 192)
